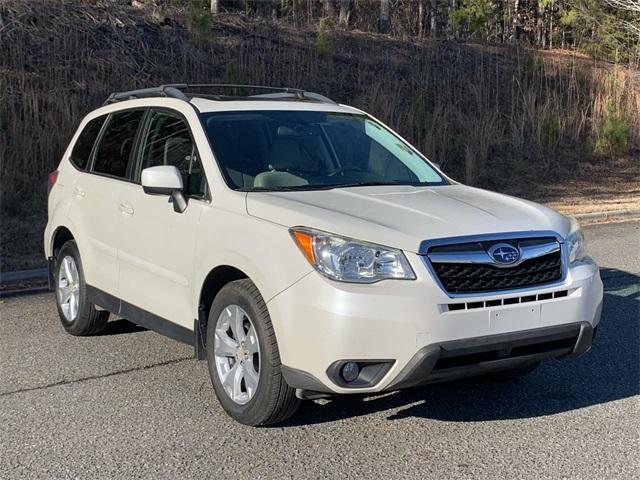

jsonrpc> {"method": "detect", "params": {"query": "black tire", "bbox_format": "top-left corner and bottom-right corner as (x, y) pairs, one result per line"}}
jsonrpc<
(54, 240), (109, 336)
(206, 279), (300, 426)
(486, 362), (541, 381)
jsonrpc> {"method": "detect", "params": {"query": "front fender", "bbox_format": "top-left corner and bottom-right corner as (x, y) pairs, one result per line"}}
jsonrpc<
(191, 210), (313, 322)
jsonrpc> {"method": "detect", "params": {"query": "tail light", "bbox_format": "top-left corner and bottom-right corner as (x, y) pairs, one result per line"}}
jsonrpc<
(47, 170), (59, 195)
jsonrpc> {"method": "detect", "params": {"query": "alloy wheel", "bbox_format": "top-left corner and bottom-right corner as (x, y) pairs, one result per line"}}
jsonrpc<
(57, 255), (80, 321)
(213, 305), (260, 405)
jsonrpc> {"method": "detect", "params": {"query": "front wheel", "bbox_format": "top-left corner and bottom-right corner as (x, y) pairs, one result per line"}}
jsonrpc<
(54, 240), (109, 335)
(206, 279), (300, 426)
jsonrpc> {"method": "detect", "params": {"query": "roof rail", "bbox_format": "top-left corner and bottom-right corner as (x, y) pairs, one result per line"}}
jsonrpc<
(104, 84), (336, 105)
(104, 85), (189, 105)
(250, 91), (336, 104)
(181, 84), (336, 104)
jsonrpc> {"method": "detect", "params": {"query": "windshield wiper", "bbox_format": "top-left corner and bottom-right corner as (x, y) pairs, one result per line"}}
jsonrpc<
(240, 181), (434, 193)
(238, 185), (316, 192)
(327, 181), (410, 189)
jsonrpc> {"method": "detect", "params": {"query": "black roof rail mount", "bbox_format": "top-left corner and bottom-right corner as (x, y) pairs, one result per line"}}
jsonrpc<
(104, 85), (189, 105)
(104, 84), (336, 105)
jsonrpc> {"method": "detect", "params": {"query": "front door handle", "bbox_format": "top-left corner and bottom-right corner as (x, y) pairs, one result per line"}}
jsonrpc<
(73, 187), (86, 199)
(119, 203), (134, 215)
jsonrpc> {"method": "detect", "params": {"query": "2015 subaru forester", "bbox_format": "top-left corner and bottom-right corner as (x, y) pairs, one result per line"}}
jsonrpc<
(45, 84), (602, 425)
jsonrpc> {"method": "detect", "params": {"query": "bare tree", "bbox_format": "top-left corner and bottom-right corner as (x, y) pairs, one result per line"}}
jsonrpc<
(606, 0), (640, 37)
(605, 0), (640, 10)
(380, 0), (390, 33)
(447, 0), (457, 39)
(430, 0), (437, 38)
(338, 0), (351, 26)
(536, 0), (545, 48)
(512, 0), (520, 43)
(323, 0), (335, 18)
(211, 0), (219, 15)
(418, 0), (424, 38)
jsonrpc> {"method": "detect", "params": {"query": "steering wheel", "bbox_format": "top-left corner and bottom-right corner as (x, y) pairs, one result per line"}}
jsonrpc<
(328, 166), (363, 176)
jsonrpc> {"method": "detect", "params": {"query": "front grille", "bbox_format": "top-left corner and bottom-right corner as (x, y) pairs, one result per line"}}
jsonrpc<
(427, 238), (563, 294)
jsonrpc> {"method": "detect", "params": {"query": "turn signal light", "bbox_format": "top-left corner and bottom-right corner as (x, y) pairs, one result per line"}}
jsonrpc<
(291, 230), (316, 264)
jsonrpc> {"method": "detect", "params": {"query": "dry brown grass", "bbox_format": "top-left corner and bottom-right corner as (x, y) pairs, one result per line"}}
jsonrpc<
(1, 1), (639, 270)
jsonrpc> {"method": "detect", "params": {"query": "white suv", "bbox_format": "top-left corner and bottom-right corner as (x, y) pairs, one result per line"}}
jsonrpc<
(45, 84), (603, 426)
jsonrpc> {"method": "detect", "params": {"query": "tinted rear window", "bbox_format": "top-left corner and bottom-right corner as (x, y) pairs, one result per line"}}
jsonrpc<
(93, 110), (144, 179)
(70, 115), (106, 170)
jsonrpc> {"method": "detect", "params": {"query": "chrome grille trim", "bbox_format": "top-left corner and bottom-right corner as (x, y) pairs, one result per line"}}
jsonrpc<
(427, 239), (559, 268)
(419, 231), (568, 298)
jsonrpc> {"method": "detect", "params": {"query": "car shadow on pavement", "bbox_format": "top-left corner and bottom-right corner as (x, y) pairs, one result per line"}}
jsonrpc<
(283, 267), (639, 426)
(98, 318), (147, 336)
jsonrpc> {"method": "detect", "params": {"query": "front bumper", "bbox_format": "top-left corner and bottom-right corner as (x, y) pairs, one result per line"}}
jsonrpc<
(268, 255), (603, 395)
(387, 321), (593, 390)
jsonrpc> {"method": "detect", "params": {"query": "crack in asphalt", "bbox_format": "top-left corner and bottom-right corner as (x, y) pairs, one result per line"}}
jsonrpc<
(0, 356), (194, 398)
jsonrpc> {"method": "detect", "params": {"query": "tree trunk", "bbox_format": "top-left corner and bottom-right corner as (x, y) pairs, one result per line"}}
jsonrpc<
(448, 0), (458, 39)
(512, 0), (520, 43)
(323, 0), (335, 17)
(465, 145), (476, 185)
(430, 0), (437, 38)
(418, 0), (424, 38)
(338, 0), (350, 26)
(210, 0), (219, 15)
(549, 0), (554, 49)
(536, 1), (545, 48)
(380, 0), (390, 33)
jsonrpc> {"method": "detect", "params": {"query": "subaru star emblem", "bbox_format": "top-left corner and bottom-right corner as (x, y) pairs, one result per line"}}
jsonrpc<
(488, 243), (520, 265)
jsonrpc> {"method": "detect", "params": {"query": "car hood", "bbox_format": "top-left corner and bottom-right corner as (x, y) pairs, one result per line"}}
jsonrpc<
(246, 185), (571, 253)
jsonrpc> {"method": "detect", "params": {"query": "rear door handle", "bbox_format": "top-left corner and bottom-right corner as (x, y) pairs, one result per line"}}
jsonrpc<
(119, 203), (134, 215)
(73, 187), (86, 199)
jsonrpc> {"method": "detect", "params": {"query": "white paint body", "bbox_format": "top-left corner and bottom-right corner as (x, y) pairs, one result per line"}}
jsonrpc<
(45, 96), (603, 394)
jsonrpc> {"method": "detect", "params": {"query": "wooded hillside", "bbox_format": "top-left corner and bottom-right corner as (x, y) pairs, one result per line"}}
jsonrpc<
(0, 0), (638, 270)
(199, 0), (640, 64)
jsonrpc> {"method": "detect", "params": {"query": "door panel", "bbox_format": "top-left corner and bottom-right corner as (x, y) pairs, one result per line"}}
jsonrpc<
(116, 110), (206, 329)
(72, 108), (145, 296)
(67, 173), (124, 295)
(117, 183), (203, 328)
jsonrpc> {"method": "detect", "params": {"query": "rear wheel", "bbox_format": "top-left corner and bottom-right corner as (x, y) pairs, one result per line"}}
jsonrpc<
(206, 279), (300, 426)
(55, 240), (109, 335)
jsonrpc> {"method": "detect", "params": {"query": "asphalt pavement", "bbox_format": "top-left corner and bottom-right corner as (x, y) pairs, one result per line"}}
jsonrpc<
(1, 220), (638, 479)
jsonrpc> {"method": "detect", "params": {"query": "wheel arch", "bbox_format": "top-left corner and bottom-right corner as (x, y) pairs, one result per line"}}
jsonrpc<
(51, 226), (75, 256)
(198, 265), (250, 322)
(195, 264), (250, 359)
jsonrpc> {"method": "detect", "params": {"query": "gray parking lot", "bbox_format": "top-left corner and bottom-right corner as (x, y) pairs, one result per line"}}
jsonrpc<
(1, 221), (638, 479)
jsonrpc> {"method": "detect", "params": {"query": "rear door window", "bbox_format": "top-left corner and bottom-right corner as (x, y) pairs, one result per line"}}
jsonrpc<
(92, 110), (145, 179)
(70, 115), (106, 170)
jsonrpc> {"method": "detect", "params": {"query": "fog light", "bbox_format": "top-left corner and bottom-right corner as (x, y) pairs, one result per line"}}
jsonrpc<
(341, 362), (360, 382)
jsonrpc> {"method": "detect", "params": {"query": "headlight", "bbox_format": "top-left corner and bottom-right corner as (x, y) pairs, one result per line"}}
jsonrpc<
(290, 227), (416, 283)
(566, 217), (587, 263)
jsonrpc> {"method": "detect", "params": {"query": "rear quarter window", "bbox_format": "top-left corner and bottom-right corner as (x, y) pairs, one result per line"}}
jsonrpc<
(92, 109), (145, 179)
(70, 115), (106, 170)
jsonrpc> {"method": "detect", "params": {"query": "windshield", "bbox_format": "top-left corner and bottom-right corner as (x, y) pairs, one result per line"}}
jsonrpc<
(200, 110), (446, 191)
